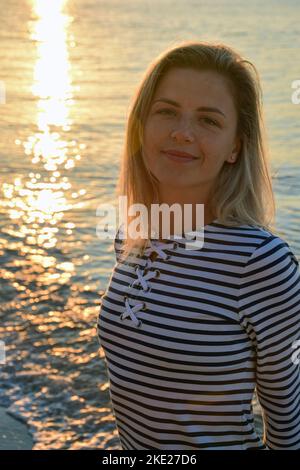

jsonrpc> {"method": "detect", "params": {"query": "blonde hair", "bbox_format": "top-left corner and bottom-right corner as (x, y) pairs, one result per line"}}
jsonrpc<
(116, 40), (276, 260)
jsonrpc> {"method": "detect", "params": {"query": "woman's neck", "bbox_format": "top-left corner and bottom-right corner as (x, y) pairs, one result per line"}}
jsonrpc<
(151, 203), (215, 241)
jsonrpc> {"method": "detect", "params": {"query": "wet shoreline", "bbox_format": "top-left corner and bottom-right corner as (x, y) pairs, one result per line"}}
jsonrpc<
(0, 406), (33, 450)
(0, 402), (263, 450)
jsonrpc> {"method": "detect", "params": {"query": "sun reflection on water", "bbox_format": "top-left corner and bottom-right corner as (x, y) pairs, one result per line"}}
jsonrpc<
(0, 0), (118, 450)
(1, 0), (85, 251)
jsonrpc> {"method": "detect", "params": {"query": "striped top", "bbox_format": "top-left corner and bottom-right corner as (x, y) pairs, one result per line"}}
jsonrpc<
(97, 220), (300, 450)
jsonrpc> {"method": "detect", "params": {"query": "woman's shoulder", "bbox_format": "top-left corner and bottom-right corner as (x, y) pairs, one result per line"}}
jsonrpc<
(238, 225), (299, 270)
(113, 224), (126, 261)
(210, 220), (298, 267)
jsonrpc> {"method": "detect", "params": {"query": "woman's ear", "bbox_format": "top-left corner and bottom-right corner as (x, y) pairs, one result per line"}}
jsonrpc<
(227, 136), (242, 163)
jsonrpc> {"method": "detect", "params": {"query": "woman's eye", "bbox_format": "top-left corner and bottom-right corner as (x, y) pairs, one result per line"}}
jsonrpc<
(155, 109), (218, 127)
(200, 117), (218, 127)
(156, 108), (175, 115)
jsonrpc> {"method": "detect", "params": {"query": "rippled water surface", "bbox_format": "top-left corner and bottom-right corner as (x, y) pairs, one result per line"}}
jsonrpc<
(0, 0), (299, 449)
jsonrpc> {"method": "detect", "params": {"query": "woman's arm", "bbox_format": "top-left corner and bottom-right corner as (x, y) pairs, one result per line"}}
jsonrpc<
(239, 235), (300, 449)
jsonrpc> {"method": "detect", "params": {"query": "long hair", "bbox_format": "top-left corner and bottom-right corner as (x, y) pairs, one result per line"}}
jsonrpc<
(116, 40), (276, 260)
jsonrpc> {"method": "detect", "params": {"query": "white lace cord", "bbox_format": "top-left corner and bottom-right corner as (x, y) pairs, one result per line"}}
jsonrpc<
(120, 297), (146, 328)
(120, 240), (178, 328)
(131, 267), (158, 291)
(143, 240), (170, 260)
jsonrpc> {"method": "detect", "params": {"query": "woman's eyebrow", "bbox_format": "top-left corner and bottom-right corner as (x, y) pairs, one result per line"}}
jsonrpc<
(152, 98), (226, 118)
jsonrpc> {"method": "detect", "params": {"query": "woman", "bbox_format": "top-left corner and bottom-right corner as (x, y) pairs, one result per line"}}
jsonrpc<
(97, 41), (300, 450)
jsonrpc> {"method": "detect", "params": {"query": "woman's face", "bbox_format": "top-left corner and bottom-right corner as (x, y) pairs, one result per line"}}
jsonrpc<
(142, 67), (241, 197)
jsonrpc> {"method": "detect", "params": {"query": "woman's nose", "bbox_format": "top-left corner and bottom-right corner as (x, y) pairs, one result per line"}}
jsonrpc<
(170, 121), (195, 142)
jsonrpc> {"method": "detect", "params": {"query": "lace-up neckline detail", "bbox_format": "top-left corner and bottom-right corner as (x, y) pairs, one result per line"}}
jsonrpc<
(119, 238), (178, 328)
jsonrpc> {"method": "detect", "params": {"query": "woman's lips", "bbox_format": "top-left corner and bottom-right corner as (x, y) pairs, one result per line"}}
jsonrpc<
(162, 151), (198, 163)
